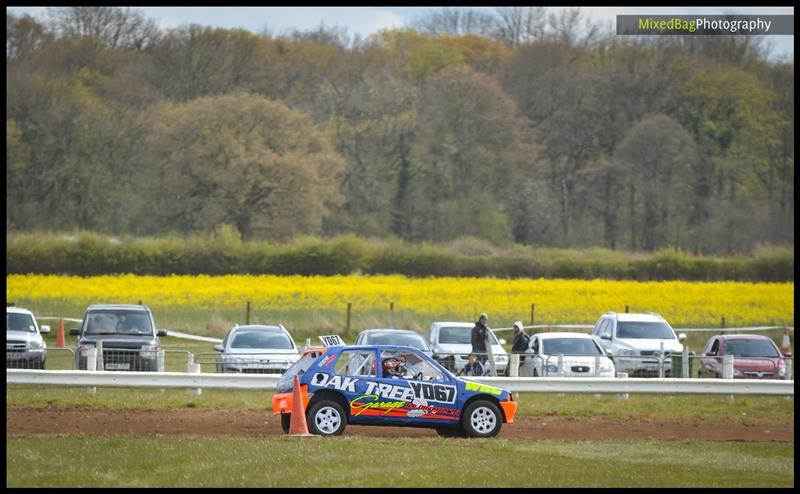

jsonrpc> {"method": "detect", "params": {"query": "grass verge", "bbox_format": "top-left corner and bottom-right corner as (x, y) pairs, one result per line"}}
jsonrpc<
(6, 435), (793, 487)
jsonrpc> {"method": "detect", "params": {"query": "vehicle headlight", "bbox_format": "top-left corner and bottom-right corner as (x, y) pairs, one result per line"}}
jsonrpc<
(497, 355), (508, 362)
(27, 340), (43, 350)
(78, 345), (95, 357)
(140, 344), (159, 359)
(545, 365), (559, 373)
(732, 367), (743, 377)
(617, 349), (637, 356)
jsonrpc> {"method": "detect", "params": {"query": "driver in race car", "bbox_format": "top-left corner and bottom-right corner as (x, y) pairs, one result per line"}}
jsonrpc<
(382, 355), (408, 379)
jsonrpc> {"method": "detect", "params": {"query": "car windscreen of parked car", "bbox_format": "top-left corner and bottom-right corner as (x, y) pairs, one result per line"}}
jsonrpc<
(726, 339), (780, 358)
(542, 338), (603, 355)
(439, 326), (499, 345)
(231, 330), (294, 349)
(84, 310), (152, 335)
(368, 333), (429, 351)
(616, 322), (675, 339)
(7, 313), (36, 332)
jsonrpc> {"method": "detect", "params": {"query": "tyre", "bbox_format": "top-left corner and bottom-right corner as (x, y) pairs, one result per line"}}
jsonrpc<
(280, 413), (291, 434)
(461, 400), (502, 438)
(306, 399), (347, 436)
(435, 426), (466, 438)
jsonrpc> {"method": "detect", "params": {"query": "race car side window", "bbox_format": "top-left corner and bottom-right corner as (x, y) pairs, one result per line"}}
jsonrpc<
(335, 350), (377, 377)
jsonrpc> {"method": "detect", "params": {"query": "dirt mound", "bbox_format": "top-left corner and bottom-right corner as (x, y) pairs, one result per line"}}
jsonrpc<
(7, 406), (793, 442)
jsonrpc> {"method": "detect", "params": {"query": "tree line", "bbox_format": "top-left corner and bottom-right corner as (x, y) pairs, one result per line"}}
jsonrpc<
(6, 7), (794, 254)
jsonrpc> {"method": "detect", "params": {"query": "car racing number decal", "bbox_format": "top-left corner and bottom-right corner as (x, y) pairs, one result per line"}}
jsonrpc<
(310, 372), (460, 420)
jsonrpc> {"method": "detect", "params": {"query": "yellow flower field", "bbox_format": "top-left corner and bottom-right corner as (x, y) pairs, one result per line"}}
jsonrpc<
(6, 274), (793, 328)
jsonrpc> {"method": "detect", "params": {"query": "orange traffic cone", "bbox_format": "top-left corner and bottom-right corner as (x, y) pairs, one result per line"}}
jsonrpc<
(55, 318), (66, 348)
(781, 325), (791, 354)
(289, 374), (312, 436)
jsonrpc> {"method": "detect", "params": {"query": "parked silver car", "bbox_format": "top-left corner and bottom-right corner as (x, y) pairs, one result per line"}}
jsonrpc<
(214, 324), (301, 374)
(591, 311), (685, 377)
(354, 328), (432, 356)
(7, 306), (50, 369)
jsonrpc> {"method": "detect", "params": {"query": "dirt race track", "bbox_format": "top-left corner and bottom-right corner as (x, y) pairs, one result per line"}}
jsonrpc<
(7, 406), (794, 442)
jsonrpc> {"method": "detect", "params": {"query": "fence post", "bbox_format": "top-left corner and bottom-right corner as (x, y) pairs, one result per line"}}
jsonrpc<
(86, 347), (97, 394)
(682, 345), (689, 379)
(187, 353), (202, 397)
(96, 340), (104, 372)
(721, 316), (726, 329)
(625, 305), (629, 313)
(617, 372), (629, 400)
(510, 354), (519, 377)
(246, 301), (251, 325)
(722, 354), (734, 379)
(785, 358), (793, 381)
(390, 302), (395, 329)
(485, 333), (496, 376)
(346, 302), (351, 336)
(557, 354), (564, 377)
(304, 338), (311, 352)
(157, 349), (165, 373)
(658, 342), (664, 378)
(530, 303), (535, 326)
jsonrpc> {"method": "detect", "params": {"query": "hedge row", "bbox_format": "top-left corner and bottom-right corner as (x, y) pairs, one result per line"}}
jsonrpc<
(6, 232), (794, 282)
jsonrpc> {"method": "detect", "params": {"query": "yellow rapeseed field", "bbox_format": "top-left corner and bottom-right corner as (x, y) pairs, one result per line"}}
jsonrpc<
(6, 274), (793, 328)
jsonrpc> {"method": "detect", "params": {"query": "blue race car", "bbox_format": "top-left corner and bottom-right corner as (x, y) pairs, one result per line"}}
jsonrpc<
(272, 343), (518, 438)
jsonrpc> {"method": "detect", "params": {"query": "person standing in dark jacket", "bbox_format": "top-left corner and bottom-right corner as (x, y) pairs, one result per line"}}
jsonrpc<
(471, 313), (489, 365)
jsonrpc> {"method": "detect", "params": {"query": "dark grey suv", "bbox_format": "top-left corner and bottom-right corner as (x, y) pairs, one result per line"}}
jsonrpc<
(70, 304), (167, 371)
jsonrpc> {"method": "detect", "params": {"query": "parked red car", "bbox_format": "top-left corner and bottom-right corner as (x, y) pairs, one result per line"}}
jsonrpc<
(699, 334), (790, 379)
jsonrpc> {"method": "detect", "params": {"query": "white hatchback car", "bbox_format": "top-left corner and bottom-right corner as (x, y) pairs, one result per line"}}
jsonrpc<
(522, 332), (615, 377)
(6, 306), (50, 369)
(428, 321), (508, 375)
(214, 324), (301, 374)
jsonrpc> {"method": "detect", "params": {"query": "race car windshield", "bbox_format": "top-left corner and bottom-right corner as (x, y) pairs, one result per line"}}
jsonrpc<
(381, 350), (444, 381)
(7, 313), (36, 333)
(542, 338), (603, 356)
(616, 322), (675, 340)
(725, 339), (780, 358)
(439, 327), (499, 345)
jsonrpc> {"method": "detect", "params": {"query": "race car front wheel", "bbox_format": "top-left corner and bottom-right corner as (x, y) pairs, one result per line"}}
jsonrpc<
(307, 400), (347, 436)
(462, 400), (502, 438)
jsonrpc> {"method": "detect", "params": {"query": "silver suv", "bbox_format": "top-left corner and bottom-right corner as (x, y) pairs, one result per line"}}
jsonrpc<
(6, 306), (50, 369)
(591, 312), (685, 377)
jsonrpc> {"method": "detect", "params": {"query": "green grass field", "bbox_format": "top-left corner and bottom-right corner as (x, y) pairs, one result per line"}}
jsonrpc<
(6, 435), (793, 487)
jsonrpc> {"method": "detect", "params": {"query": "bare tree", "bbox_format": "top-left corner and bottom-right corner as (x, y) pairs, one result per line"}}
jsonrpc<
(413, 7), (498, 37)
(7, 13), (53, 62)
(47, 6), (160, 50)
(493, 7), (547, 47)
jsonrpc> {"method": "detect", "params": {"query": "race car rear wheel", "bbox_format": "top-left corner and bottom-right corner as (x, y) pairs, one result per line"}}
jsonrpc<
(462, 400), (502, 438)
(307, 400), (347, 436)
(280, 413), (291, 434)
